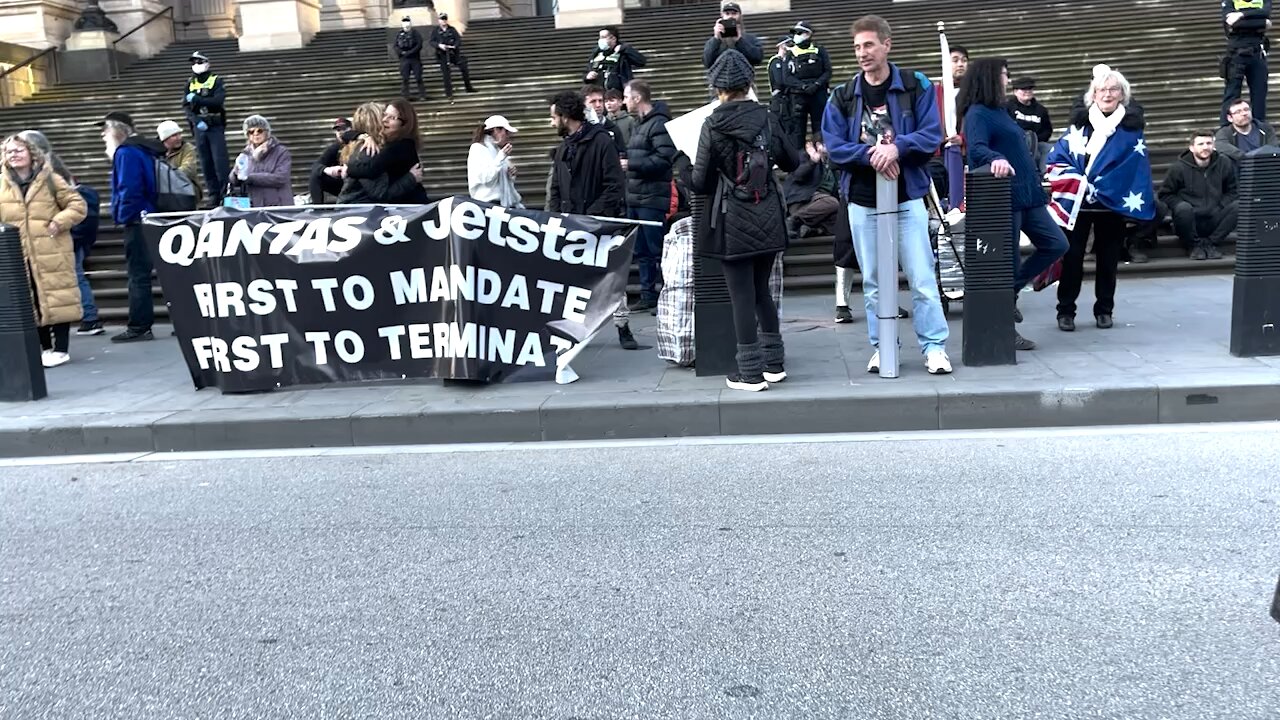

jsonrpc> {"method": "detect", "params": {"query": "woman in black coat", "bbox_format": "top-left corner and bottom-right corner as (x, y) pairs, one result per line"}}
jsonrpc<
(339, 98), (429, 204)
(691, 49), (799, 392)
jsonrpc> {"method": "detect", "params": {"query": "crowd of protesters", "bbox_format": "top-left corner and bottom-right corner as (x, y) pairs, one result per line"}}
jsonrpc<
(3, 0), (1267, 388)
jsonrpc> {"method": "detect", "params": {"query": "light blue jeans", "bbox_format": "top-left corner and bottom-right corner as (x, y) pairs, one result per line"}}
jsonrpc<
(848, 199), (949, 355)
(75, 247), (98, 323)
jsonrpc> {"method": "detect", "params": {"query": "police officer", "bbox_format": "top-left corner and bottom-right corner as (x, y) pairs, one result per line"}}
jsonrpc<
(783, 21), (831, 146)
(182, 51), (228, 207)
(1221, 0), (1273, 125)
(430, 13), (475, 102)
(584, 25), (647, 93)
(768, 37), (801, 143)
(394, 16), (426, 101)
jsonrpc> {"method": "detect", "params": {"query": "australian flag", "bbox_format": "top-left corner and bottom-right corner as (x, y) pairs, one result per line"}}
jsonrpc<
(1044, 123), (1156, 230)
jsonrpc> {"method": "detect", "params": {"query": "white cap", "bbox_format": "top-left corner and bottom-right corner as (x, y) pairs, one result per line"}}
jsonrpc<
(483, 115), (518, 133)
(156, 120), (182, 142)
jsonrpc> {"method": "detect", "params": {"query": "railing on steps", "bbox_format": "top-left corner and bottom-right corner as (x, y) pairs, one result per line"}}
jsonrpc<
(110, 6), (180, 79)
(0, 47), (59, 108)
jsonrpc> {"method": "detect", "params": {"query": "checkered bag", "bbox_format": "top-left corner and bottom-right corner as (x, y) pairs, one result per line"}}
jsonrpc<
(656, 217), (696, 366)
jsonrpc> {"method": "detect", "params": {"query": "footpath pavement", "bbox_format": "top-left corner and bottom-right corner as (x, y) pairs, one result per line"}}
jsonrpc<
(2, 274), (1279, 457)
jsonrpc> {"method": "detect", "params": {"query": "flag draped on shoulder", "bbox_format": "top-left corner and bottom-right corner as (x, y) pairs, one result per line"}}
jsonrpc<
(1044, 123), (1155, 230)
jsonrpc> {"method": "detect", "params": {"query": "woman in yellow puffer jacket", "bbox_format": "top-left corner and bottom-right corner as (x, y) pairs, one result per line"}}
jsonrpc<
(0, 134), (88, 367)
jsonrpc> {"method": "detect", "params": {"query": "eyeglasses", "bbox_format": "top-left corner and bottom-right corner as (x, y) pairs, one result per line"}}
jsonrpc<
(247, 128), (266, 135)
(1097, 86), (1123, 95)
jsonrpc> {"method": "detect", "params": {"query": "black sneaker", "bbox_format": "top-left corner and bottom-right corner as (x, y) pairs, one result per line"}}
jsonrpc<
(618, 325), (639, 350)
(834, 305), (854, 324)
(1190, 244), (1208, 261)
(76, 320), (104, 336)
(1127, 247), (1149, 264)
(1014, 333), (1037, 351)
(725, 373), (768, 392)
(898, 306), (910, 319)
(110, 328), (154, 343)
(1206, 243), (1224, 260)
(763, 366), (787, 383)
(1057, 316), (1075, 332)
(628, 298), (657, 312)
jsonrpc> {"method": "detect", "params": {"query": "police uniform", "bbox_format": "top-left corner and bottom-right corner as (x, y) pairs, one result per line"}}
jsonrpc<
(182, 51), (229, 204)
(768, 37), (800, 135)
(429, 15), (475, 99)
(784, 22), (832, 146)
(395, 18), (426, 100)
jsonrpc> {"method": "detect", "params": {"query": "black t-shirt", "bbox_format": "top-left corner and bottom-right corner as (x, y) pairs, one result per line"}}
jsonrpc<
(849, 75), (909, 208)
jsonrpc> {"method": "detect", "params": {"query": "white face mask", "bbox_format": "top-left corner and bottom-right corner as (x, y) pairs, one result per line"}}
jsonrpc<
(598, 39), (611, 50)
(793, 33), (810, 44)
(192, 63), (209, 74)
(402, 22), (411, 30)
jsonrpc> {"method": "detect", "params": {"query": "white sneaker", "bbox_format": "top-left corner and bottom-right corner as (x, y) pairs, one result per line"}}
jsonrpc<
(925, 349), (952, 375)
(42, 351), (70, 368)
(866, 350), (880, 374)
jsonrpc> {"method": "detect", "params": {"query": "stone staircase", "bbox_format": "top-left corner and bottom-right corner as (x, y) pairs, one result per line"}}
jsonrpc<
(0, 0), (1245, 319)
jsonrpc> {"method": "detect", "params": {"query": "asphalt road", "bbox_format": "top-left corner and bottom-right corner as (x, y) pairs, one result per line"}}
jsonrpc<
(2, 425), (1279, 719)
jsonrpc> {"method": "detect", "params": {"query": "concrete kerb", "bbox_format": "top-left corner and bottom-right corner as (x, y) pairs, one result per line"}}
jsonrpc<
(2, 378), (1278, 458)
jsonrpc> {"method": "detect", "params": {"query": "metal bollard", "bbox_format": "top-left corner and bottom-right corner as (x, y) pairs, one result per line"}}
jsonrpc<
(874, 173), (900, 378)
(692, 194), (737, 376)
(962, 173), (1016, 366)
(1230, 151), (1280, 357)
(0, 223), (47, 401)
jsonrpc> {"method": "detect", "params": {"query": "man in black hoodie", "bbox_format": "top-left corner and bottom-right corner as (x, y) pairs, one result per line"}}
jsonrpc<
(1158, 132), (1238, 260)
(183, 51), (228, 207)
(1221, 0), (1272, 125)
(621, 79), (676, 312)
(547, 89), (633, 349)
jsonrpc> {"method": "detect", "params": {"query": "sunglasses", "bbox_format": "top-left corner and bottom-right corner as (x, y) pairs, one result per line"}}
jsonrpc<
(247, 128), (267, 135)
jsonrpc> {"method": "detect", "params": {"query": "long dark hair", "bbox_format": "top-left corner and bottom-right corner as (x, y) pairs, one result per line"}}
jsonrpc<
(957, 57), (1008, 121)
(385, 98), (420, 149)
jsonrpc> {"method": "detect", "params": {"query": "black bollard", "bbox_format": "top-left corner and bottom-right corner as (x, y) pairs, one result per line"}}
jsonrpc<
(1230, 151), (1280, 357)
(692, 195), (737, 376)
(0, 224), (47, 401)
(961, 173), (1016, 366)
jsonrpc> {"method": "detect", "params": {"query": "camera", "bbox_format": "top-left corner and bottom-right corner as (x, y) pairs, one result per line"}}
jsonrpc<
(720, 18), (739, 37)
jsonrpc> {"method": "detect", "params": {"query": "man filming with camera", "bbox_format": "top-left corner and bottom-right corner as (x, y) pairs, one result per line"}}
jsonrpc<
(703, 1), (763, 68)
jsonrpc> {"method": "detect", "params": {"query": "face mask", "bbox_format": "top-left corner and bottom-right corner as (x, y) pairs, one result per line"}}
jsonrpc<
(402, 23), (411, 30)
(794, 33), (810, 44)
(598, 39), (611, 50)
(192, 63), (209, 74)
(585, 106), (600, 125)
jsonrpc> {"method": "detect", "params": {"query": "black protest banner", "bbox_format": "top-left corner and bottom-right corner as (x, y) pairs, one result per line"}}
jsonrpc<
(142, 197), (637, 392)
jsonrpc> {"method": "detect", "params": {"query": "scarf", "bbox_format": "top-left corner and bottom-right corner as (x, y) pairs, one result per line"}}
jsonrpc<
(1084, 104), (1125, 173)
(560, 123), (591, 164)
(250, 139), (272, 162)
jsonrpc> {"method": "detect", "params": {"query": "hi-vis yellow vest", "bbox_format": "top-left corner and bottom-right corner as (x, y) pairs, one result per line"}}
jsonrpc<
(189, 74), (218, 93)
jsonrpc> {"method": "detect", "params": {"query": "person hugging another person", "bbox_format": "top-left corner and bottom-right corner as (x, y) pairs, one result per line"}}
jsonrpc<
(339, 99), (427, 204)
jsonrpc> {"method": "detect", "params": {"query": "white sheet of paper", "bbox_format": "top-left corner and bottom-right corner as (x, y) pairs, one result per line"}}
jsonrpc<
(666, 88), (760, 164)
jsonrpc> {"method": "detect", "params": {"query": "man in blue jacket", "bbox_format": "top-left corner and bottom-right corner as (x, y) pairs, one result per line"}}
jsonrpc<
(97, 111), (162, 343)
(821, 14), (951, 375)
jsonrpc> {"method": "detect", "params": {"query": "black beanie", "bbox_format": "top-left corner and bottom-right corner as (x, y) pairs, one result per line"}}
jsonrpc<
(708, 49), (754, 91)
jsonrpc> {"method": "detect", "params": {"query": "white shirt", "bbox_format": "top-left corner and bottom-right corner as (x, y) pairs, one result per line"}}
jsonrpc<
(467, 137), (522, 208)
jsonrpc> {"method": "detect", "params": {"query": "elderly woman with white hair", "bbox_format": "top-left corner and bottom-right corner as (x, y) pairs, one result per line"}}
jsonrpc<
(1045, 64), (1156, 332)
(231, 114), (293, 207)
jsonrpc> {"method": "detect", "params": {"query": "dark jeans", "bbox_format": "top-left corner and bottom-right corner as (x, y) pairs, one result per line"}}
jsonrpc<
(1222, 48), (1269, 125)
(38, 323), (70, 353)
(194, 124), (229, 202)
(722, 253), (781, 346)
(629, 206), (666, 302)
(437, 53), (473, 97)
(1172, 201), (1238, 247)
(789, 192), (840, 233)
(1013, 205), (1069, 291)
(124, 223), (154, 331)
(399, 58), (425, 98)
(1057, 210), (1125, 318)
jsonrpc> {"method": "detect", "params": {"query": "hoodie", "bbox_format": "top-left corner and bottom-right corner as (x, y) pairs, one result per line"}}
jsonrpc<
(548, 123), (626, 216)
(690, 100), (799, 260)
(625, 101), (678, 210)
(1159, 149), (1238, 213)
(111, 135), (164, 225)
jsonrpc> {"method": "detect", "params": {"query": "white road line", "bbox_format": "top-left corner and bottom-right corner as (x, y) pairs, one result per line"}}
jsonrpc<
(0, 421), (1277, 468)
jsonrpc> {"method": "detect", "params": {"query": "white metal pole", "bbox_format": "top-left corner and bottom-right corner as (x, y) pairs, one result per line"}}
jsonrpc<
(875, 173), (899, 379)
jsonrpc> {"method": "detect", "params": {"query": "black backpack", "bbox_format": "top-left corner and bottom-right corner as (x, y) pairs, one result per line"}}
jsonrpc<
(830, 67), (928, 130)
(729, 122), (773, 204)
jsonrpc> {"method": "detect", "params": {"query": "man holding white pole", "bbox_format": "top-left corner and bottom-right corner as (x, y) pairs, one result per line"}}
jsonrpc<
(822, 14), (952, 376)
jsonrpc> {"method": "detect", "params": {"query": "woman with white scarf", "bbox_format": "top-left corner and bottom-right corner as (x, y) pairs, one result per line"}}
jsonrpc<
(467, 115), (524, 208)
(1050, 65), (1155, 332)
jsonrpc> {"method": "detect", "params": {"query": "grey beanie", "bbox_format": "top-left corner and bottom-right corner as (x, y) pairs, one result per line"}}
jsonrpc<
(708, 49), (754, 91)
(242, 114), (272, 135)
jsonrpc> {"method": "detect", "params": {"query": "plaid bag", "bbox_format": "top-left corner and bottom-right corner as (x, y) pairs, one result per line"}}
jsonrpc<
(657, 217), (695, 366)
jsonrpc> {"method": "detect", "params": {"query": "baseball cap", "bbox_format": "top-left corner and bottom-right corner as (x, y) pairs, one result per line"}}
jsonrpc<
(483, 115), (518, 133)
(721, 2), (741, 12)
(156, 120), (182, 142)
(332, 117), (352, 130)
(791, 21), (812, 34)
(190, 51), (209, 63)
(1011, 76), (1037, 90)
(439, 12), (448, 19)
(94, 111), (134, 128)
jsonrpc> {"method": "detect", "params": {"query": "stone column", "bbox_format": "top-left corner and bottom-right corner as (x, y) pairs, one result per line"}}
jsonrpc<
(0, 0), (82, 51)
(60, 1), (136, 82)
(100, 0), (174, 58)
(236, 0), (321, 51)
(183, 0), (237, 39)
(554, 0), (619, 30)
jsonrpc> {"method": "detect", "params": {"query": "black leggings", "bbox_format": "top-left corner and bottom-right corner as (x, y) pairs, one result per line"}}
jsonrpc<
(39, 323), (70, 353)
(722, 253), (780, 345)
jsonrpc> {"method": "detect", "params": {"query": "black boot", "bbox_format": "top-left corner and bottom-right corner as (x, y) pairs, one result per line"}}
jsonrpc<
(618, 325), (639, 350)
